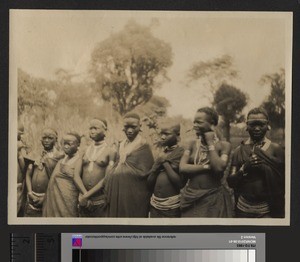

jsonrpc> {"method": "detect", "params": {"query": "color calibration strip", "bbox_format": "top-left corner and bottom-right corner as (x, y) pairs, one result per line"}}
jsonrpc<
(73, 249), (256, 262)
(63, 233), (264, 262)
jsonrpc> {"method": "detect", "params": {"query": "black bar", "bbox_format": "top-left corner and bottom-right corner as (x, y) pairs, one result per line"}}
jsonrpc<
(35, 233), (61, 262)
(10, 234), (34, 262)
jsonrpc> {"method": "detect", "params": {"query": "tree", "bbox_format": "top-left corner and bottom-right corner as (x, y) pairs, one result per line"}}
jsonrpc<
(137, 95), (170, 130)
(54, 82), (101, 119)
(18, 69), (53, 117)
(213, 83), (248, 141)
(187, 55), (238, 101)
(89, 20), (173, 116)
(55, 68), (79, 85)
(260, 69), (285, 129)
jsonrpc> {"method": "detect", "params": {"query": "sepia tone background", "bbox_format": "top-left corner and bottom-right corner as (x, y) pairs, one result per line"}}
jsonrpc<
(14, 11), (287, 153)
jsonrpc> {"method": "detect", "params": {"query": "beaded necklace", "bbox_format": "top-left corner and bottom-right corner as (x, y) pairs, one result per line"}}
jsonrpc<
(85, 141), (107, 172)
(193, 135), (219, 165)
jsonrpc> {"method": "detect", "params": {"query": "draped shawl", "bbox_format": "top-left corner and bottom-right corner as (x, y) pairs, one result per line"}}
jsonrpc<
(105, 141), (154, 217)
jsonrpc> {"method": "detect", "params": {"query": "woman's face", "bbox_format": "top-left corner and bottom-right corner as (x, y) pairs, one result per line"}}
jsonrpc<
(62, 135), (79, 156)
(41, 129), (57, 151)
(89, 121), (106, 142)
(123, 117), (140, 142)
(193, 112), (212, 136)
(159, 128), (177, 147)
(246, 113), (269, 142)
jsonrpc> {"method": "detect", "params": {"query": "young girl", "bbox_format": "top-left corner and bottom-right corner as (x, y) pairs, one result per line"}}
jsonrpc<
(43, 132), (81, 217)
(24, 128), (63, 217)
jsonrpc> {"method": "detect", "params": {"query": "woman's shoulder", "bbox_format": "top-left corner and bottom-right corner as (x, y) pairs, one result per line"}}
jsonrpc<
(53, 150), (65, 160)
(104, 143), (117, 153)
(183, 138), (197, 151)
(216, 140), (231, 153)
(218, 140), (231, 147)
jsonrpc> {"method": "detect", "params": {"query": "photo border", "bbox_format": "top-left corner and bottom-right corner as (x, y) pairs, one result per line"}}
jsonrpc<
(8, 10), (292, 226)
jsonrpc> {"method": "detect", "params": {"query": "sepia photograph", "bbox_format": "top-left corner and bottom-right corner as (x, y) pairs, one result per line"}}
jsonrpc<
(8, 10), (292, 225)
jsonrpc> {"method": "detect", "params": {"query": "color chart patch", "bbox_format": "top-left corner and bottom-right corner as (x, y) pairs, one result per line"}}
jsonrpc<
(72, 235), (82, 247)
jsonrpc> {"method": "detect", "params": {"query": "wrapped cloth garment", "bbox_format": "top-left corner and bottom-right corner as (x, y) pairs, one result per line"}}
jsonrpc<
(17, 182), (25, 216)
(17, 147), (26, 216)
(236, 195), (271, 218)
(148, 145), (184, 218)
(150, 194), (181, 210)
(180, 136), (233, 218)
(180, 185), (234, 218)
(25, 148), (64, 179)
(105, 136), (154, 217)
(150, 194), (181, 218)
(23, 149), (64, 217)
(150, 206), (180, 218)
(79, 192), (108, 217)
(232, 139), (285, 218)
(43, 155), (80, 217)
(148, 145), (184, 176)
(24, 191), (45, 217)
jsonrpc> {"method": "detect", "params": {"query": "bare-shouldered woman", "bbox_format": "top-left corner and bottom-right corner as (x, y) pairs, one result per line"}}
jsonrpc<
(179, 107), (233, 218)
(73, 119), (116, 217)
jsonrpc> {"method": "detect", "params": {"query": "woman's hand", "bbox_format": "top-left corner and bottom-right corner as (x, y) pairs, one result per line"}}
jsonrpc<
(78, 193), (89, 207)
(204, 131), (216, 145)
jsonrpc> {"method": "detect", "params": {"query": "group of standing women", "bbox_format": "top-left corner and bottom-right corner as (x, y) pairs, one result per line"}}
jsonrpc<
(17, 106), (284, 219)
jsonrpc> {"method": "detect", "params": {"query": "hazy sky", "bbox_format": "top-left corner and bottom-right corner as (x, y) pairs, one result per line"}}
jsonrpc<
(10, 10), (292, 119)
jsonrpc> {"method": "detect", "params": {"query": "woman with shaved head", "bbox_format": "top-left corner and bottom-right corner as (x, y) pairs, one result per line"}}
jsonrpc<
(147, 121), (185, 218)
(73, 118), (116, 217)
(24, 128), (63, 217)
(105, 113), (154, 217)
(227, 107), (285, 218)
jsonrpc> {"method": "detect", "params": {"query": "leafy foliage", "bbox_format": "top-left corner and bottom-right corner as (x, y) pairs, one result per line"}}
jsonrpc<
(89, 20), (173, 115)
(213, 83), (248, 141)
(187, 55), (238, 100)
(18, 69), (54, 116)
(17, 68), (173, 156)
(260, 69), (285, 129)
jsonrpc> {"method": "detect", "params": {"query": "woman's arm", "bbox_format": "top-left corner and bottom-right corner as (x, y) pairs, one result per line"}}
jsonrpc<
(73, 157), (88, 195)
(82, 149), (117, 200)
(105, 148), (117, 177)
(179, 140), (211, 176)
(25, 164), (36, 201)
(17, 143), (27, 173)
(227, 165), (244, 188)
(147, 168), (160, 191)
(163, 162), (184, 189)
(226, 149), (248, 188)
(82, 178), (105, 200)
(204, 132), (231, 174)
